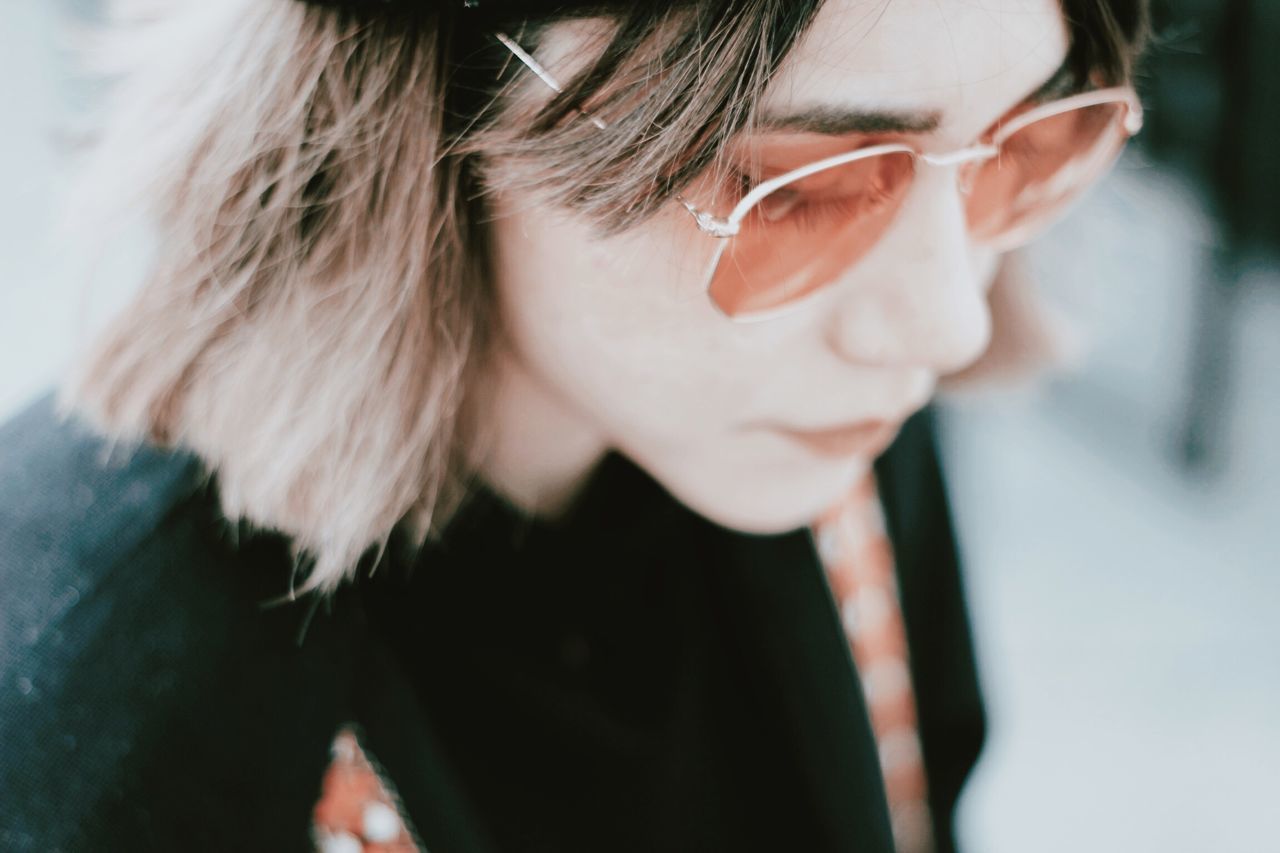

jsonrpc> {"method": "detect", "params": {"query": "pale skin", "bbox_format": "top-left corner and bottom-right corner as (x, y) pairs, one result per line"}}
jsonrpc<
(470, 0), (1071, 529)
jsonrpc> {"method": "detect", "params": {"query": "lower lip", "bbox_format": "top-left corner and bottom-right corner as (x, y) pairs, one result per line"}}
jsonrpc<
(769, 419), (901, 459)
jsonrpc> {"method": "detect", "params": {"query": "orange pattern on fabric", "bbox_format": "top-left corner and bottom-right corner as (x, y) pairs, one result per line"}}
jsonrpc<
(813, 466), (936, 853)
(311, 727), (424, 852)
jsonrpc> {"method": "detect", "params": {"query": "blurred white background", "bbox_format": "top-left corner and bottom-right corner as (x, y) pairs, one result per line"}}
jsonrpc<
(2, 2), (1277, 851)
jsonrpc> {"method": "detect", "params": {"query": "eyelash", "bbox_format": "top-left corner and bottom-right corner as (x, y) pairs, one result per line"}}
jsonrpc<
(999, 133), (1043, 168)
(721, 93), (1059, 221)
(735, 171), (898, 232)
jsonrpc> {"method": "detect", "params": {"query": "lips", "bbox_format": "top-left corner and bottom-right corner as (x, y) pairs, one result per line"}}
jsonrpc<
(768, 418), (902, 459)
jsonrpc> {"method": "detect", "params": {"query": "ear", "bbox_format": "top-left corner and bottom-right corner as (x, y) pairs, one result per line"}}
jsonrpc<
(937, 250), (1084, 394)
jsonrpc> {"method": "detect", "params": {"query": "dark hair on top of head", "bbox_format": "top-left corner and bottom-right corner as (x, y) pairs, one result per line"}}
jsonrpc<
(473, 2), (830, 230)
(64, 0), (1150, 596)
(295, 0), (1150, 236)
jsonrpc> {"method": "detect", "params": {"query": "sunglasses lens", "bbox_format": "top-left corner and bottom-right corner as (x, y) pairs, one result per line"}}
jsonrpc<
(707, 150), (915, 320)
(704, 100), (1133, 320)
(966, 100), (1130, 247)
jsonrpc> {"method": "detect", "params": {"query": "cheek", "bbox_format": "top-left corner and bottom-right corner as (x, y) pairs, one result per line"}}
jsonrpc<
(489, 198), (756, 441)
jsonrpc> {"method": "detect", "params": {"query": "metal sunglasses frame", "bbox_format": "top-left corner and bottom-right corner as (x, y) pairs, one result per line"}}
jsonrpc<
(495, 31), (1145, 322)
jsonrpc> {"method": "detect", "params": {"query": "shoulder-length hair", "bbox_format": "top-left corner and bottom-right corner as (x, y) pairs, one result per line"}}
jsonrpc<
(63, 0), (1149, 595)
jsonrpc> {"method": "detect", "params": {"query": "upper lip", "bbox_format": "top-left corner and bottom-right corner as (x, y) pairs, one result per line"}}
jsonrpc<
(762, 416), (903, 459)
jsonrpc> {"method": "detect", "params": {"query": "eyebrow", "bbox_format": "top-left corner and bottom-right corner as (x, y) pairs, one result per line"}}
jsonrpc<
(757, 52), (1077, 137)
(756, 105), (942, 136)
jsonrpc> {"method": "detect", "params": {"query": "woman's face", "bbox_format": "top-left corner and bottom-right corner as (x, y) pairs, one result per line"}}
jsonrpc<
(481, 0), (1070, 530)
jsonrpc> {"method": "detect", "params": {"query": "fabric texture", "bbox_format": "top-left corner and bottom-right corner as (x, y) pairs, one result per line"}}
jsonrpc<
(0, 392), (986, 852)
(816, 470), (933, 853)
(316, 466), (937, 853)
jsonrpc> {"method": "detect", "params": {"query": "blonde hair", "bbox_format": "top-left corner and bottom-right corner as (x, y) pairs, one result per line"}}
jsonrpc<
(60, 0), (827, 595)
(61, 0), (1147, 595)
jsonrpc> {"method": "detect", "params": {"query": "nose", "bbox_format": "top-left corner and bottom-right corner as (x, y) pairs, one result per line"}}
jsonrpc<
(824, 163), (993, 374)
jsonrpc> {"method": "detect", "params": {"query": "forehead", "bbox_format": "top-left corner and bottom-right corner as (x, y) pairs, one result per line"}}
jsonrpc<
(761, 0), (1071, 142)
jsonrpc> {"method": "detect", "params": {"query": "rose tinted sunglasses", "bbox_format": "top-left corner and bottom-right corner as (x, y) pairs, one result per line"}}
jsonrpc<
(496, 32), (1144, 322)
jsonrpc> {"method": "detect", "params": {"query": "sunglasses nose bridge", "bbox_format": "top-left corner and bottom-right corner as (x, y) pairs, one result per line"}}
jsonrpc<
(918, 144), (998, 198)
(918, 143), (1000, 168)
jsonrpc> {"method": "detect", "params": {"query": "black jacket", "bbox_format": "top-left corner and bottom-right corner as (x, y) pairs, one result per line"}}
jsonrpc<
(0, 393), (985, 852)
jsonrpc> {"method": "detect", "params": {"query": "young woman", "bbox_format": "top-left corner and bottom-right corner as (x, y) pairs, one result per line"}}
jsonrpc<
(0, 0), (1147, 850)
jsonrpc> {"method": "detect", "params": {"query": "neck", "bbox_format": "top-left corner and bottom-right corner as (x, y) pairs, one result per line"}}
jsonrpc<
(465, 344), (610, 521)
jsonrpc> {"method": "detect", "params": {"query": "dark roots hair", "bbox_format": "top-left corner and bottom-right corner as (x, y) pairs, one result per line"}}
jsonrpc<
(64, 0), (1149, 594)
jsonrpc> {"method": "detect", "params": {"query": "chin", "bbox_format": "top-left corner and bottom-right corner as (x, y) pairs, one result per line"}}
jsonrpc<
(635, 444), (872, 534)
